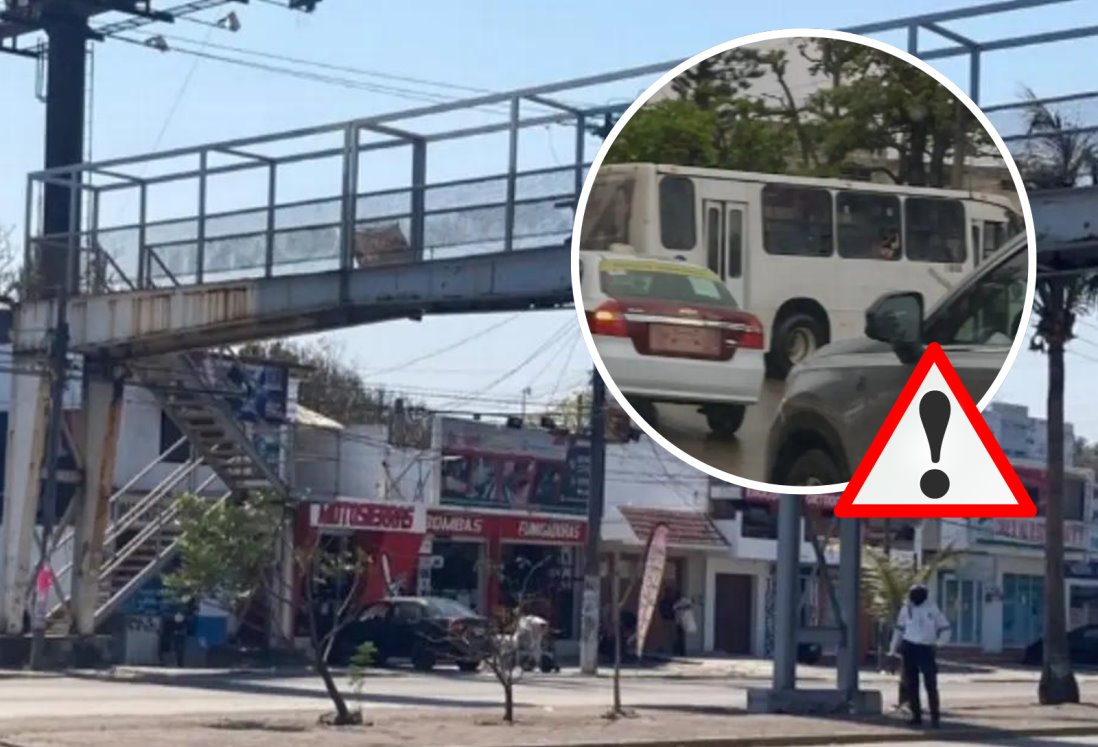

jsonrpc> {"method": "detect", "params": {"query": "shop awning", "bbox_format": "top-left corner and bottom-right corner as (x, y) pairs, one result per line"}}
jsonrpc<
(616, 506), (728, 550)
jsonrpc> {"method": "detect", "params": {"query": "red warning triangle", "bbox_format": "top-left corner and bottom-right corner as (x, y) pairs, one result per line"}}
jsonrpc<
(834, 342), (1036, 519)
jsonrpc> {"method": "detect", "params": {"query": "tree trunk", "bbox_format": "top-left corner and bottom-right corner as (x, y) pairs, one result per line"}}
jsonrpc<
(316, 651), (357, 724)
(1039, 281), (1081, 705)
(504, 682), (514, 723)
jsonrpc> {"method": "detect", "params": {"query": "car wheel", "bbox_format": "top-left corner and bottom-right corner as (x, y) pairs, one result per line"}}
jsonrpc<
(411, 645), (437, 672)
(783, 448), (844, 486)
(767, 313), (827, 380)
(457, 660), (482, 673)
(627, 397), (659, 428)
(704, 404), (746, 438)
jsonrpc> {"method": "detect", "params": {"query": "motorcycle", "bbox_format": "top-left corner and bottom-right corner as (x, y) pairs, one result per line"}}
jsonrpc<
(509, 615), (560, 673)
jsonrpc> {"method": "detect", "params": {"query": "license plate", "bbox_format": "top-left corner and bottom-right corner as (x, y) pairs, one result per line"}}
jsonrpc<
(649, 324), (720, 356)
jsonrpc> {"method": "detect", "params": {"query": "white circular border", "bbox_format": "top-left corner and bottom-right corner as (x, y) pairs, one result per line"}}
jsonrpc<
(570, 27), (1037, 496)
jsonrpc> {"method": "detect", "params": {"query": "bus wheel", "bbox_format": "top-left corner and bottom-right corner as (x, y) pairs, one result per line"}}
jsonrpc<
(627, 397), (659, 429)
(768, 313), (826, 379)
(704, 404), (745, 439)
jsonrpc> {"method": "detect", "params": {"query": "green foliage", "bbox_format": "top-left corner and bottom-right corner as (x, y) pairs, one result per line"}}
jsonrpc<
(347, 642), (377, 696)
(860, 545), (958, 627)
(606, 39), (991, 187)
(164, 492), (284, 615)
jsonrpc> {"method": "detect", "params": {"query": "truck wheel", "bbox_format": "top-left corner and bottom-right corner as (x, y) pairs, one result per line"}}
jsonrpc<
(628, 397), (659, 428)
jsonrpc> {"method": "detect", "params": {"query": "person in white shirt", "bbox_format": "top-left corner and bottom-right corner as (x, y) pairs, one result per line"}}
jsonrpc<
(889, 584), (950, 728)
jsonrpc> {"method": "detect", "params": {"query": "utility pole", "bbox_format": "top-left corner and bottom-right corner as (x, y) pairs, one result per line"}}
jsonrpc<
(27, 7), (89, 670)
(579, 369), (607, 674)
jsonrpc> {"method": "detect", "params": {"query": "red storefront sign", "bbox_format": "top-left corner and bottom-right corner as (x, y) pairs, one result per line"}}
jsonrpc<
(426, 509), (586, 544)
(310, 500), (426, 534)
(743, 489), (841, 508)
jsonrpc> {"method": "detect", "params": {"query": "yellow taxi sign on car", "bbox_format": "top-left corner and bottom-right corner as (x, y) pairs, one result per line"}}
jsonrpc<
(599, 257), (716, 279)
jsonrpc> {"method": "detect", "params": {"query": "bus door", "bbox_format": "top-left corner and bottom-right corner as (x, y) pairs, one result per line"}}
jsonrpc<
(701, 199), (748, 305)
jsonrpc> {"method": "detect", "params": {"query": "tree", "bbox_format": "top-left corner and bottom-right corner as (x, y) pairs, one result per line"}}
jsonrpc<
(1022, 92), (1098, 706)
(610, 38), (992, 187)
(861, 544), (957, 709)
(0, 225), (24, 304)
(165, 491), (374, 725)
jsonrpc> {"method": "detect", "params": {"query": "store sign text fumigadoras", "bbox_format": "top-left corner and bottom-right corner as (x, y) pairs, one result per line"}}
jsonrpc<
(517, 520), (583, 541)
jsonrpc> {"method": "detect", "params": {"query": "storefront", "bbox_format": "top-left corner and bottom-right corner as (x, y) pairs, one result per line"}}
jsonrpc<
(297, 498), (428, 610)
(422, 508), (587, 637)
(1067, 561), (1098, 630)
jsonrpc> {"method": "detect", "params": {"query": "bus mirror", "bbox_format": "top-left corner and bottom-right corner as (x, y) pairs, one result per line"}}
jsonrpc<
(866, 292), (923, 354)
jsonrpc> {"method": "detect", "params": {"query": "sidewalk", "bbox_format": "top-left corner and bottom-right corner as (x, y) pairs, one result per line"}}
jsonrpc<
(1, 700), (1096, 747)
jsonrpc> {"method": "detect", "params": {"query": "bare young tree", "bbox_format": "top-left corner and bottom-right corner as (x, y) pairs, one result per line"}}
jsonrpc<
(166, 492), (374, 726)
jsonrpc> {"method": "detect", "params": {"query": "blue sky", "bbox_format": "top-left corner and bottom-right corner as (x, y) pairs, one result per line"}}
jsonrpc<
(2, 1), (1098, 435)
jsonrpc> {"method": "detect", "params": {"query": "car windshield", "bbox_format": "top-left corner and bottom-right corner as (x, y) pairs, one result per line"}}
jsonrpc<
(924, 240), (1027, 347)
(599, 258), (738, 308)
(580, 175), (633, 250)
(426, 597), (476, 618)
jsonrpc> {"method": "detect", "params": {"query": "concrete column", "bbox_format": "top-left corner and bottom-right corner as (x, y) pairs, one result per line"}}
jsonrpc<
(71, 372), (124, 636)
(269, 519), (296, 647)
(772, 494), (802, 692)
(836, 518), (862, 701)
(0, 365), (51, 634)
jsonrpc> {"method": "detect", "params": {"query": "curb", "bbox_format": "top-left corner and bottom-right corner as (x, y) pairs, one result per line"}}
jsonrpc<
(507, 724), (1098, 747)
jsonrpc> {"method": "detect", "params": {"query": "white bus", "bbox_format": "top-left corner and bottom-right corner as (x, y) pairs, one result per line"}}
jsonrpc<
(579, 162), (1023, 378)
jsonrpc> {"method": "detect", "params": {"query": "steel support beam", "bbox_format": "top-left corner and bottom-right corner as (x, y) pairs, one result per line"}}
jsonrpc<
(70, 369), (124, 636)
(772, 494), (802, 692)
(836, 518), (862, 703)
(0, 365), (51, 634)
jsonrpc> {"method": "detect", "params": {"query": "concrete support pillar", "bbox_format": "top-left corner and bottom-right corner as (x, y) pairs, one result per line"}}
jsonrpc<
(836, 518), (862, 702)
(269, 519), (296, 647)
(772, 494), (802, 692)
(0, 364), (51, 634)
(71, 371), (124, 636)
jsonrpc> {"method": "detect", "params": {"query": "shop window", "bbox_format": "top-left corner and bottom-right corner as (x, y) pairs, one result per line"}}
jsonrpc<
(762, 184), (833, 257)
(1065, 477), (1086, 522)
(708, 499), (737, 521)
(659, 176), (696, 251)
(938, 572), (982, 646)
(836, 191), (901, 260)
(741, 504), (779, 540)
(500, 543), (576, 639)
(1002, 573), (1044, 648)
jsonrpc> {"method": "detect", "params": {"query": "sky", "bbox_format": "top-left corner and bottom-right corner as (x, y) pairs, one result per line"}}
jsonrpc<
(2, 0), (1098, 435)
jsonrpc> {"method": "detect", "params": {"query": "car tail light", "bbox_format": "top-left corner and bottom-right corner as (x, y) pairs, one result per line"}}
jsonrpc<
(737, 314), (765, 350)
(586, 301), (629, 337)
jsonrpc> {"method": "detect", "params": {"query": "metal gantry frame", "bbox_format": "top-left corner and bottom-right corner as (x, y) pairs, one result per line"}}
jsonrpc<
(7, 0), (1098, 683)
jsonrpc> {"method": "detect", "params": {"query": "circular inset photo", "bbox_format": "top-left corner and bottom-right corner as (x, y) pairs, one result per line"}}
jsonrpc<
(572, 29), (1035, 493)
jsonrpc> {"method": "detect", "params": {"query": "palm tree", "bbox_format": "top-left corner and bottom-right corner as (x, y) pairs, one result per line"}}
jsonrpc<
(1021, 90), (1098, 705)
(861, 544), (957, 710)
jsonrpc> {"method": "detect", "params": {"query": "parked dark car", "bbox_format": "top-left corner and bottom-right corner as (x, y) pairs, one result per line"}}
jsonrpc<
(1023, 624), (1098, 666)
(330, 596), (490, 672)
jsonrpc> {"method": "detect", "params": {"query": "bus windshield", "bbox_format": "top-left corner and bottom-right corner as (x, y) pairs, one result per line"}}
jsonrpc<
(581, 176), (633, 250)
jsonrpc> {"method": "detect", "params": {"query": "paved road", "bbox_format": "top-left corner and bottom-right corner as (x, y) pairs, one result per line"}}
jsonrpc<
(653, 379), (784, 482)
(1, 667), (1094, 721)
(857, 738), (1098, 747)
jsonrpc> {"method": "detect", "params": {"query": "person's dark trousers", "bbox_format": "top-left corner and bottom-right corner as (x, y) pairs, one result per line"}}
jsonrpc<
(174, 635), (185, 667)
(901, 641), (940, 726)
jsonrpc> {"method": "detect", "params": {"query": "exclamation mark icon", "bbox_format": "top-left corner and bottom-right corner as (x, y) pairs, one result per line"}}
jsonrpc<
(919, 391), (951, 499)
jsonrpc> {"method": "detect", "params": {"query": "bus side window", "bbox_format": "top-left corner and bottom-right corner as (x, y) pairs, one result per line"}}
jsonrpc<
(983, 221), (1006, 258)
(836, 191), (900, 261)
(762, 184), (833, 257)
(706, 207), (722, 277)
(659, 176), (697, 251)
(727, 208), (743, 278)
(905, 197), (966, 264)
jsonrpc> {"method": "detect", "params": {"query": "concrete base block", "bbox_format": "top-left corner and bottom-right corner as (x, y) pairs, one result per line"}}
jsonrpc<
(0, 634), (115, 669)
(746, 687), (883, 715)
